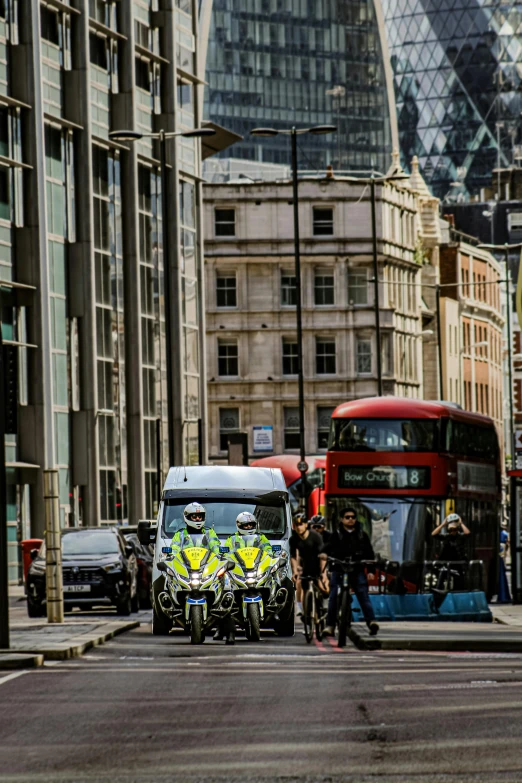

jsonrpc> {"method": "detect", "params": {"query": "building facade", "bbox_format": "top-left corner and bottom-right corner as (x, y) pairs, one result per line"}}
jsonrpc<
(204, 0), (399, 173)
(382, 0), (522, 200)
(438, 233), (504, 437)
(203, 175), (423, 460)
(2, 0), (218, 582)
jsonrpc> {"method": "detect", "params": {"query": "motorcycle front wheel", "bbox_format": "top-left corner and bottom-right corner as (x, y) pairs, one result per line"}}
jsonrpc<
(246, 602), (261, 642)
(190, 605), (204, 645)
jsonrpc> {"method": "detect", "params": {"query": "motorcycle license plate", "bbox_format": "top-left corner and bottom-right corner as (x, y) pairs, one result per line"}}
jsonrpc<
(64, 585), (91, 593)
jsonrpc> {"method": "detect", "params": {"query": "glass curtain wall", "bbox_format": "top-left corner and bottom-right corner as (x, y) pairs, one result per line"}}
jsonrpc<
(45, 123), (76, 527)
(138, 164), (165, 516)
(205, 0), (393, 172)
(93, 145), (126, 522)
(381, 0), (522, 199)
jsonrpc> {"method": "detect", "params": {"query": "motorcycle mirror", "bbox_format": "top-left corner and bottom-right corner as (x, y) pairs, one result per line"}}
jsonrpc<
(157, 561), (168, 573)
(278, 557), (286, 568)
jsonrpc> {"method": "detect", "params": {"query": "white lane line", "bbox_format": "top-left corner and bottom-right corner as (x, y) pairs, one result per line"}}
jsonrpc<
(0, 670), (29, 687)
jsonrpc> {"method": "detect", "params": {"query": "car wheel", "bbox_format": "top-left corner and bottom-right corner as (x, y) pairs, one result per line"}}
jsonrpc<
(152, 605), (171, 636)
(116, 593), (132, 616)
(27, 599), (45, 618)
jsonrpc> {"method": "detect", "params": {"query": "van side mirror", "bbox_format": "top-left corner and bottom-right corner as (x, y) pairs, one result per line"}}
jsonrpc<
(137, 520), (157, 545)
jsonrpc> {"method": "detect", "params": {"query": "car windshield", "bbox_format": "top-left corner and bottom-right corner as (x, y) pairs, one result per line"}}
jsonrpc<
(62, 532), (120, 556)
(326, 496), (442, 562)
(329, 418), (438, 452)
(162, 497), (287, 540)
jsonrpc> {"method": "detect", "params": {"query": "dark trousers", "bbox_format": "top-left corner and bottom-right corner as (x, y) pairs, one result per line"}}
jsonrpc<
(327, 570), (376, 627)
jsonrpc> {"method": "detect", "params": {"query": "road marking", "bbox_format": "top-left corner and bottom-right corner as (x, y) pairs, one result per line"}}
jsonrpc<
(0, 670), (29, 687)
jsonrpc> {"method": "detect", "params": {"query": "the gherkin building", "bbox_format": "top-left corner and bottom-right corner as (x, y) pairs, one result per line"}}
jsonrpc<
(381, 0), (522, 200)
(204, 0), (398, 174)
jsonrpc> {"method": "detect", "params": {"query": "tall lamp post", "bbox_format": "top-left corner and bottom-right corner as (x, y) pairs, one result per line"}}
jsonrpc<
(109, 127), (216, 472)
(250, 125), (336, 506)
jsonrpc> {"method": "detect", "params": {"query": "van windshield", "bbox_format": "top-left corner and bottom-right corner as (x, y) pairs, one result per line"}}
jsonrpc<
(162, 497), (287, 540)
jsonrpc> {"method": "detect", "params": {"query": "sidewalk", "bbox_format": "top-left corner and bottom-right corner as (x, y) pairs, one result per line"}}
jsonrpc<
(2, 584), (140, 669)
(491, 603), (522, 627)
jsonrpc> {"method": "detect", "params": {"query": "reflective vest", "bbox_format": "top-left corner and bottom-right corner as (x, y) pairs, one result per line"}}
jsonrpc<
(225, 532), (273, 555)
(171, 527), (220, 555)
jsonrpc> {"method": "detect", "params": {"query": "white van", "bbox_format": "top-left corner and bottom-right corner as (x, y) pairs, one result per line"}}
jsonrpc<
(138, 465), (295, 636)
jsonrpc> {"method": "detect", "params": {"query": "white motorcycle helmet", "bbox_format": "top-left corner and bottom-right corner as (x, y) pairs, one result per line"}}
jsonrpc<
(184, 502), (206, 531)
(236, 511), (257, 536)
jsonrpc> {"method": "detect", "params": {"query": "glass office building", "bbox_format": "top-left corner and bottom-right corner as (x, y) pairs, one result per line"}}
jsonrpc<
(205, 0), (398, 174)
(2, 0), (221, 581)
(382, 0), (522, 200)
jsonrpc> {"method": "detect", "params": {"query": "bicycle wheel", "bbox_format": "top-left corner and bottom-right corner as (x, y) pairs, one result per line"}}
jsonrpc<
(337, 588), (352, 648)
(315, 590), (324, 642)
(303, 587), (314, 644)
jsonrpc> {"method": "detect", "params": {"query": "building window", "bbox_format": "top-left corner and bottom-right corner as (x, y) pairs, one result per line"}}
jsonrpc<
(348, 269), (368, 305)
(215, 208), (235, 237)
(314, 270), (334, 305)
(284, 406), (300, 449)
(281, 271), (296, 306)
(219, 407), (239, 451)
(357, 338), (372, 375)
(282, 338), (298, 375)
(312, 206), (333, 236)
(218, 339), (238, 376)
(90, 31), (119, 138)
(216, 273), (237, 307)
(317, 406), (335, 449)
(316, 338), (336, 375)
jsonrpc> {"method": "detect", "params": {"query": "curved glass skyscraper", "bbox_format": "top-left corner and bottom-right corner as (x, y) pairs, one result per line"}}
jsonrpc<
(204, 0), (398, 173)
(382, 1), (522, 200)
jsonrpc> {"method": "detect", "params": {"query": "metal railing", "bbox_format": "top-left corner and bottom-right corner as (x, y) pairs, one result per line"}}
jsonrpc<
(367, 559), (485, 595)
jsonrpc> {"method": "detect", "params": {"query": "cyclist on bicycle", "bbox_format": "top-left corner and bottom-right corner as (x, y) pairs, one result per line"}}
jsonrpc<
(290, 514), (326, 617)
(432, 513), (470, 562)
(310, 515), (332, 546)
(321, 507), (379, 637)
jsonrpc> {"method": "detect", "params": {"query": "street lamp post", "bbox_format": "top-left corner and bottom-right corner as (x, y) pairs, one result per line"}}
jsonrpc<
(250, 125), (336, 506)
(109, 127), (215, 472)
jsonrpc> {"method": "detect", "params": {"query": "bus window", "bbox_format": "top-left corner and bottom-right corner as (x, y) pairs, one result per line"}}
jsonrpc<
(445, 419), (499, 460)
(328, 418), (438, 453)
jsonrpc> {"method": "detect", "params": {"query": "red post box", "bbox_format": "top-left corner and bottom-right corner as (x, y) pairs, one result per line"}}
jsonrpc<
(21, 539), (43, 581)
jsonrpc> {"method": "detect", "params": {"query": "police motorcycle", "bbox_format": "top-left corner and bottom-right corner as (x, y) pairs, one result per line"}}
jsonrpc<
(224, 512), (288, 641)
(156, 503), (235, 644)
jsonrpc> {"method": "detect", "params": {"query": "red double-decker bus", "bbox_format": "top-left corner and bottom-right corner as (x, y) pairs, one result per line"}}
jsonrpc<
(326, 397), (501, 596)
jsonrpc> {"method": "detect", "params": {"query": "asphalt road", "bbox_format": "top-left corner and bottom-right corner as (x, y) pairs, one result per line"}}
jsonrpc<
(2, 621), (522, 783)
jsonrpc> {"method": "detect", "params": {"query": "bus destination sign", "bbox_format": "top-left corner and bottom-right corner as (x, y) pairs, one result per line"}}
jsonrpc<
(338, 465), (430, 490)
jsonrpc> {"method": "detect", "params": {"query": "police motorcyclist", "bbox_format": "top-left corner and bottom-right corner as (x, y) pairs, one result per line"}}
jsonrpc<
(170, 502), (221, 555)
(225, 511), (273, 554)
(321, 507), (379, 637)
(214, 512), (272, 644)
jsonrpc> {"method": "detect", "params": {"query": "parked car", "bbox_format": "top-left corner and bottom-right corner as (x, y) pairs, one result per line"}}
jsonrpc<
(26, 528), (138, 617)
(123, 532), (153, 608)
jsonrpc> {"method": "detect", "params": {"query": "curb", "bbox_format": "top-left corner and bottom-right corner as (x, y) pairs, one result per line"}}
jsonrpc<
(379, 637), (522, 653)
(2, 620), (140, 661)
(0, 653), (44, 670)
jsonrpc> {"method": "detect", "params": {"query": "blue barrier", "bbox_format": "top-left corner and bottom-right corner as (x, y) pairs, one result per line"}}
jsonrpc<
(350, 592), (492, 623)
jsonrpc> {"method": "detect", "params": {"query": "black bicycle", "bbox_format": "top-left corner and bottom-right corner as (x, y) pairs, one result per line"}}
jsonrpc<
(327, 557), (376, 648)
(301, 575), (327, 643)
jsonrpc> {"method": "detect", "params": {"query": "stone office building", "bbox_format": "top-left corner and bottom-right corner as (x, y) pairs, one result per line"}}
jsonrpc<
(203, 172), (424, 460)
(2, 0), (231, 582)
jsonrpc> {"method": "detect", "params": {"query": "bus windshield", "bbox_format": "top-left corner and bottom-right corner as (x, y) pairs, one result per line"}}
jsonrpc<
(326, 496), (442, 562)
(162, 497), (287, 540)
(328, 418), (438, 453)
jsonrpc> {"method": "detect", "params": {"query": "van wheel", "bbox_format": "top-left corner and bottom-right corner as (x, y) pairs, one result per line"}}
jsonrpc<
(152, 606), (171, 636)
(274, 604), (295, 637)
